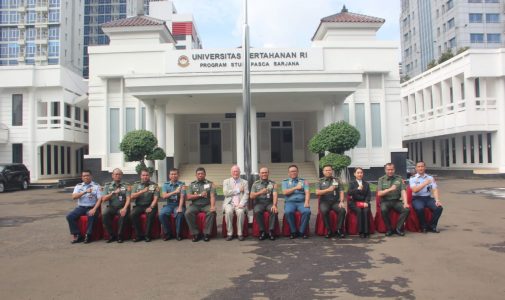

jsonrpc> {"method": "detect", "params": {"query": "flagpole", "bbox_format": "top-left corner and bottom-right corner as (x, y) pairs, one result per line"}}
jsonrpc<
(242, 0), (252, 189)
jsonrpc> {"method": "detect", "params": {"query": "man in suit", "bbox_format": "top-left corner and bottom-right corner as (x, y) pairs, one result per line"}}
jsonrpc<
(222, 165), (249, 241)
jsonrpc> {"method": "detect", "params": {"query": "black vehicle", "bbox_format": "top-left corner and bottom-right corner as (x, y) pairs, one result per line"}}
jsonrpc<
(0, 163), (30, 193)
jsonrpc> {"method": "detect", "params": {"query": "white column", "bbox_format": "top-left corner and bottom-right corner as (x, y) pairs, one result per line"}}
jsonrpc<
(235, 106), (244, 172)
(155, 104), (167, 183)
(145, 102), (155, 133)
(323, 102), (333, 126)
(28, 88), (38, 180)
(495, 79), (505, 172)
(250, 105), (258, 174)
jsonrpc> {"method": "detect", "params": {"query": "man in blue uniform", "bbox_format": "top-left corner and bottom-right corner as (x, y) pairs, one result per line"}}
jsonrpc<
(66, 170), (102, 244)
(409, 161), (443, 233)
(282, 165), (311, 239)
(159, 168), (186, 241)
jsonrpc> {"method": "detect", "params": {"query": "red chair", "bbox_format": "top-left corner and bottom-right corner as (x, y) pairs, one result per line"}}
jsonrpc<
(78, 214), (103, 241)
(282, 211), (310, 237)
(345, 205), (375, 235)
(185, 212), (217, 238)
(405, 186), (434, 232)
(102, 215), (131, 240)
(314, 197), (344, 236)
(374, 192), (401, 233)
(222, 213), (249, 238)
(168, 213), (190, 238)
(131, 213), (161, 239)
(252, 211), (281, 237)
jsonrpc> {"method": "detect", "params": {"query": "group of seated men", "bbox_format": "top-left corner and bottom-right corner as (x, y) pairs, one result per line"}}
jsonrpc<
(66, 161), (443, 244)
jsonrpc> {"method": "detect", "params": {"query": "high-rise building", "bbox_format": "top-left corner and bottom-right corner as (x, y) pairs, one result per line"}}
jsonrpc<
(83, 0), (201, 78)
(0, 0), (83, 72)
(400, 0), (505, 78)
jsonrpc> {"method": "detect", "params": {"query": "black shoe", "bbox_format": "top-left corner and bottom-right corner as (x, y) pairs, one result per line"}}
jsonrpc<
(302, 233), (309, 239)
(145, 236), (152, 242)
(71, 234), (84, 244)
(226, 235), (233, 241)
(117, 238), (124, 243)
(133, 236), (145, 242)
(238, 235), (245, 241)
(269, 231), (276, 241)
(359, 233), (365, 238)
(192, 234), (201, 242)
(422, 228), (428, 233)
(395, 228), (405, 236)
(176, 235), (183, 241)
(259, 231), (266, 241)
(106, 235), (117, 243)
(325, 231), (333, 239)
(203, 234), (211, 242)
(336, 230), (345, 239)
(289, 233), (297, 239)
(83, 234), (91, 244)
(385, 230), (394, 237)
(163, 234), (171, 241)
(429, 227), (440, 233)
(364, 233), (370, 238)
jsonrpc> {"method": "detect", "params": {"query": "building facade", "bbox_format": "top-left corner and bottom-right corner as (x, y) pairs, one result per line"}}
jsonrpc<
(400, 0), (505, 78)
(86, 8), (406, 183)
(0, 0), (88, 181)
(401, 48), (505, 173)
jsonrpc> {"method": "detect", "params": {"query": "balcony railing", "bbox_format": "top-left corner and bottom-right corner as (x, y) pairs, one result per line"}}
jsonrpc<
(37, 116), (89, 133)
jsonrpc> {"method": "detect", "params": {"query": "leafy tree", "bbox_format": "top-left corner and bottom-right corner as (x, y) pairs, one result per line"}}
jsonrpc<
(426, 59), (437, 70)
(308, 121), (360, 172)
(119, 130), (166, 174)
(438, 49), (454, 64)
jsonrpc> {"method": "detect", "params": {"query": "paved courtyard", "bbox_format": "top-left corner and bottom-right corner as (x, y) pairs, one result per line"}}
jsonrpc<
(0, 178), (504, 299)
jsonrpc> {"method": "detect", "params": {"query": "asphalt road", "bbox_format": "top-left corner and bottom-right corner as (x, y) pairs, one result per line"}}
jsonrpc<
(0, 178), (504, 299)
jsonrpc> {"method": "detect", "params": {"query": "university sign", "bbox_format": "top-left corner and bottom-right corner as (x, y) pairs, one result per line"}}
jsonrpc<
(167, 48), (324, 73)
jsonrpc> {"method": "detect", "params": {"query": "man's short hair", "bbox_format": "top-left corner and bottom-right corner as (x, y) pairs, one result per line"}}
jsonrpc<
(139, 169), (150, 175)
(82, 170), (92, 175)
(196, 167), (206, 174)
(416, 161), (426, 166)
(322, 164), (333, 170)
(169, 168), (179, 174)
(384, 163), (395, 168)
(112, 168), (123, 175)
(288, 164), (298, 171)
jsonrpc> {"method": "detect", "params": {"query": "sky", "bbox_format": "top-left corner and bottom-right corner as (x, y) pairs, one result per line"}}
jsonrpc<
(171, 0), (401, 49)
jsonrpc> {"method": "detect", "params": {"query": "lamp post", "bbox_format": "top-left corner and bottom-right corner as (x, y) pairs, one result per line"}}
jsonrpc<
(242, 0), (252, 188)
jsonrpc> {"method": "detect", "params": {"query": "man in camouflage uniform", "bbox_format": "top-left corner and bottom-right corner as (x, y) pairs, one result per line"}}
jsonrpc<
(130, 169), (160, 242)
(377, 163), (410, 236)
(184, 167), (216, 242)
(315, 165), (347, 239)
(250, 167), (278, 241)
(101, 168), (131, 243)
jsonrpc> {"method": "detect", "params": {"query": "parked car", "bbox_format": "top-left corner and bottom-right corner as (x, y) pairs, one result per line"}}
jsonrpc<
(406, 159), (416, 178)
(0, 163), (30, 193)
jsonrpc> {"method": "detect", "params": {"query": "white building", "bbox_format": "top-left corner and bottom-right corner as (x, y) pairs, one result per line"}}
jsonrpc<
(0, 0), (88, 182)
(401, 48), (505, 174)
(400, 0), (505, 78)
(86, 7), (406, 183)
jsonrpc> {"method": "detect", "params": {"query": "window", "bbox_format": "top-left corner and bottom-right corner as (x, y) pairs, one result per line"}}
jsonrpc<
(478, 134), (483, 163)
(470, 135), (475, 163)
(469, 14), (483, 23)
(474, 78), (480, 97)
(485, 0), (498, 2)
(40, 146), (44, 175)
(355, 103), (366, 148)
(431, 140), (437, 164)
(47, 145), (51, 175)
(468, 0), (482, 2)
(461, 82), (465, 100)
(487, 34), (501, 43)
(60, 146), (65, 174)
(343, 103), (349, 123)
(470, 33), (484, 43)
(140, 107), (146, 130)
(452, 138), (456, 164)
(54, 145), (58, 175)
(67, 147), (71, 174)
(486, 13), (500, 23)
(415, 142), (419, 162)
(109, 108), (120, 153)
(125, 107), (135, 133)
(420, 141), (423, 161)
(371, 103), (381, 147)
(12, 144), (22, 163)
(449, 37), (456, 49)
(447, 0), (454, 10)
(75, 107), (81, 121)
(462, 136), (467, 163)
(487, 133), (492, 163)
(447, 18), (455, 29)
(12, 94), (22, 126)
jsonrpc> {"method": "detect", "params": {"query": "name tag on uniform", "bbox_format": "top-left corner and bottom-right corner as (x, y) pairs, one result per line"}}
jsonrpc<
(204, 184), (210, 189)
